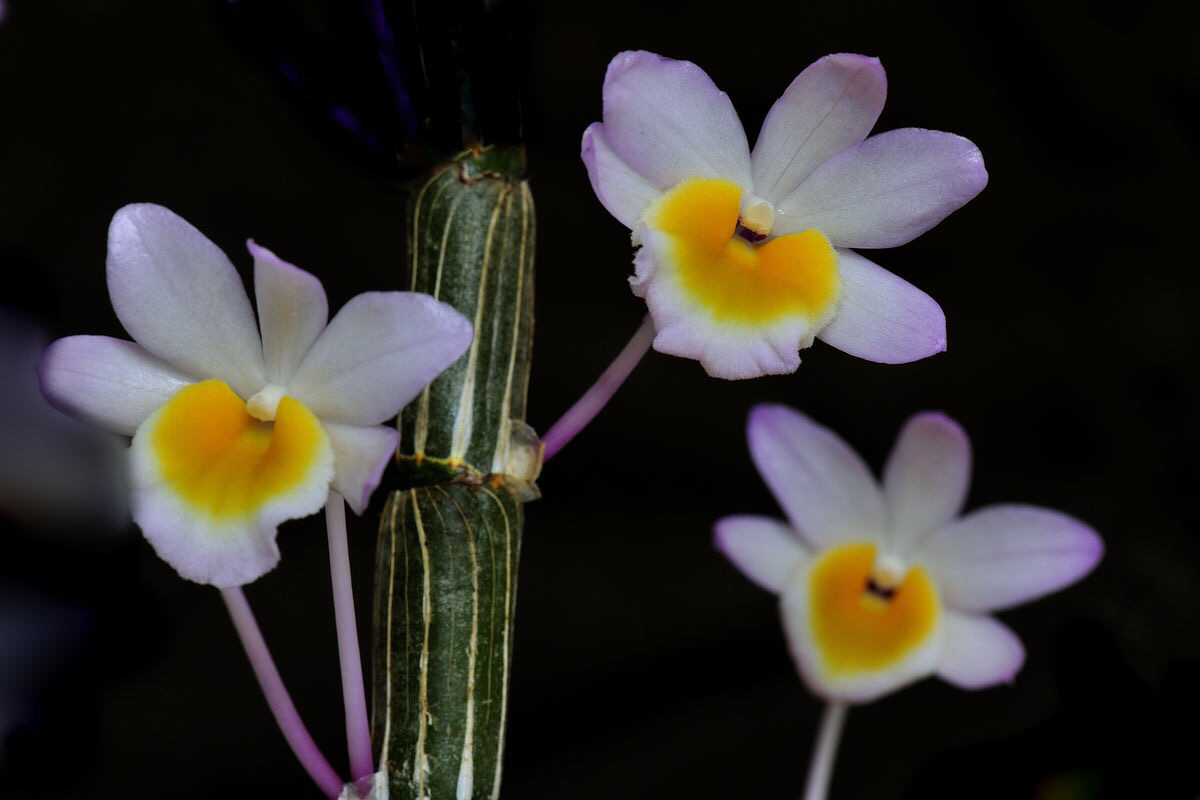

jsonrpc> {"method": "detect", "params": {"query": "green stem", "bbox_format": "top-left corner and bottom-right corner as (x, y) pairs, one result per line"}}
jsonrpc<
(373, 147), (536, 800)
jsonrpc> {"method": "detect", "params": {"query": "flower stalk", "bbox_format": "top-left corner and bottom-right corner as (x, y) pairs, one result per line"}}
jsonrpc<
(326, 491), (374, 784)
(221, 587), (345, 799)
(541, 314), (654, 461)
(803, 702), (847, 800)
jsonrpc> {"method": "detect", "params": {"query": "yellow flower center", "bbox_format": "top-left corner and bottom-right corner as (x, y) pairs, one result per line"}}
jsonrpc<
(808, 542), (940, 676)
(147, 379), (330, 520)
(642, 178), (840, 325)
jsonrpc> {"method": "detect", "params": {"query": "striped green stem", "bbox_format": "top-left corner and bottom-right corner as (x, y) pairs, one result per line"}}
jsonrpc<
(373, 147), (536, 800)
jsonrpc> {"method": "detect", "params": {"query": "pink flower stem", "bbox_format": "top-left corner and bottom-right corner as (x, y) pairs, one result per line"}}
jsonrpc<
(220, 587), (345, 799)
(803, 702), (847, 800)
(326, 491), (374, 785)
(541, 314), (655, 462)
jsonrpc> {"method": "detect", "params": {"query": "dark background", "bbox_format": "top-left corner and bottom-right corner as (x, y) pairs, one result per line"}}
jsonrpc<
(1, 1), (1198, 798)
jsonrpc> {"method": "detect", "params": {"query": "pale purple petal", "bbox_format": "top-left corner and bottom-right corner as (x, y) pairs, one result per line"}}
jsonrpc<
(747, 404), (885, 550)
(323, 422), (399, 516)
(106, 204), (266, 398)
(250, 240), (329, 383)
(600, 50), (752, 191)
(39, 335), (193, 436)
(289, 292), (473, 426)
(816, 249), (946, 364)
(713, 515), (808, 593)
(582, 123), (662, 230)
(936, 611), (1026, 689)
(883, 412), (971, 554)
(774, 128), (987, 247)
(751, 54), (887, 206)
(915, 504), (1103, 612)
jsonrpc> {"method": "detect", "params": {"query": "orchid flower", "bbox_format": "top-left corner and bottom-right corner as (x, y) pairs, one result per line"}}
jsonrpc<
(582, 52), (987, 379)
(39, 203), (473, 588)
(716, 405), (1102, 703)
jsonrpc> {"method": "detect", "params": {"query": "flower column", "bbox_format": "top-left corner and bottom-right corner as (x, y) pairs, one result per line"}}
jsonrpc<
(372, 147), (538, 800)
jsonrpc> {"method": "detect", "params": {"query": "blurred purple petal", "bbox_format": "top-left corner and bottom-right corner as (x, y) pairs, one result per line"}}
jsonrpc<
(916, 504), (1104, 612)
(883, 412), (972, 553)
(746, 403), (885, 549)
(0, 311), (128, 534)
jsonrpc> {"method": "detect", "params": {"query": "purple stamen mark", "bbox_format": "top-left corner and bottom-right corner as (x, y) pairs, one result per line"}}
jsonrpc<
(865, 577), (897, 601)
(735, 222), (768, 243)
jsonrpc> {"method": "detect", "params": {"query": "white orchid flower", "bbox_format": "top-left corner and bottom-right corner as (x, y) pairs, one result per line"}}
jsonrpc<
(716, 405), (1102, 702)
(583, 52), (987, 379)
(40, 204), (472, 587)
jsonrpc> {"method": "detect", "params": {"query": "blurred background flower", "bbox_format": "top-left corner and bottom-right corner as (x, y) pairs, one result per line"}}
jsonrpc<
(0, 308), (128, 778)
(0, 310), (127, 534)
(0, 584), (90, 765)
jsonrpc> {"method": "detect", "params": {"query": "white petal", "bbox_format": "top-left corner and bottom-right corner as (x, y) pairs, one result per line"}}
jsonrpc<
(713, 515), (807, 593)
(752, 54), (887, 205)
(936, 611), (1025, 689)
(746, 404), (885, 549)
(883, 412), (971, 554)
(635, 237), (818, 380)
(250, 240), (329, 383)
(600, 50), (752, 191)
(816, 249), (946, 364)
(582, 123), (662, 230)
(774, 128), (988, 247)
(648, 307), (806, 379)
(131, 490), (285, 587)
(323, 421), (399, 516)
(106, 204), (266, 398)
(39, 335), (193, 436)
(915, 504), (1103, 612)
(127, 400), (334, 588)
(289, 292), (473, 426)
